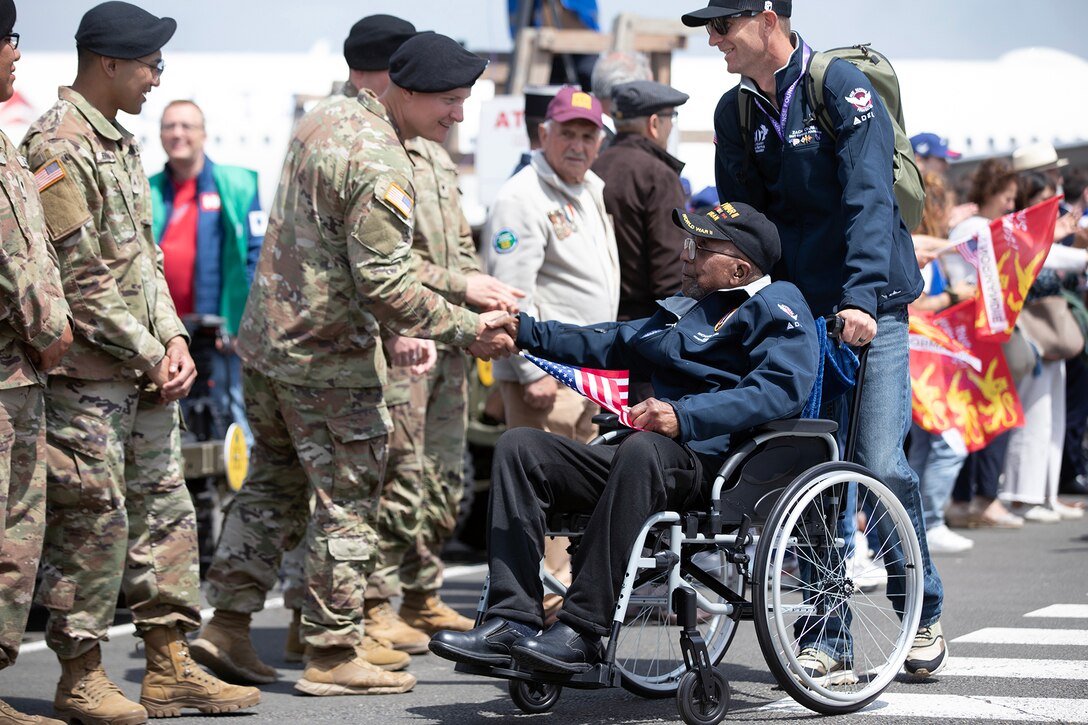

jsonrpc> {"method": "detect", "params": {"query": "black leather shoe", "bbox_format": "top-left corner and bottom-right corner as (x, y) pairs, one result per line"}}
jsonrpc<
(1059, 474), (1088, 496)
(429, 618), (529, 667)
(511, 622), (604, 674)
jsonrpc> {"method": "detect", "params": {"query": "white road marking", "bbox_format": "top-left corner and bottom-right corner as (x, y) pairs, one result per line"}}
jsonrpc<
(940, 657), (1088, 679)
(761, 694), (1088, 721)
(1025, 604), (1088, 618)
(953, 628), (1088, 646)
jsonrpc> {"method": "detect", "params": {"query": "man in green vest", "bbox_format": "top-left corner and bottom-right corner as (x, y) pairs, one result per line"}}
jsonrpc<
(150, 99), (265, 441)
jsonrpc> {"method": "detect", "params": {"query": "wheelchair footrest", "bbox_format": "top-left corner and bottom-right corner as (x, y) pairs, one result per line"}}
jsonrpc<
(453, 661), (617, 689)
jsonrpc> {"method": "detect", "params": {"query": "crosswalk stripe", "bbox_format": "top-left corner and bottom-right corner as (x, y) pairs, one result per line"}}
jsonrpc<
(953, 628), (1088, 646)
(940, 657), (1088, 679)
(760, 694), (1088, 721)
(1024, 604), (1088, 618)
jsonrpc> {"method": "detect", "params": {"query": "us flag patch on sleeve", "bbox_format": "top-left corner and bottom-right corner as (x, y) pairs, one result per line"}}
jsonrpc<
(34, 159), (66, 193)
(383, 182), (414, 218)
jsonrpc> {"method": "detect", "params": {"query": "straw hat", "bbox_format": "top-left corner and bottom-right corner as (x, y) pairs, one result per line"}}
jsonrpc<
(1012, 142), (1070, 173)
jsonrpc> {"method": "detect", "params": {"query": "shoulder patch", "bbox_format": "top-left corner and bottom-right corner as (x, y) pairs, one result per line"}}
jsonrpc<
(34, 158), (67, 193)
(34, 159), (92, 241)
(492, 228), (518, 254)
(383, 182), (414, 219)
(777, 303), (798, 321)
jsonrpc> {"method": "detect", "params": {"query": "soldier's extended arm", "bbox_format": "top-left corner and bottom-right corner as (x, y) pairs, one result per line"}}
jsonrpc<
(26, 136), (168, 372)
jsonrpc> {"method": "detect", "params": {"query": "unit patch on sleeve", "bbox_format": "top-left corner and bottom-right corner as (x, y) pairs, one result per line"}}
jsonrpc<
(492, 228), (519, 254)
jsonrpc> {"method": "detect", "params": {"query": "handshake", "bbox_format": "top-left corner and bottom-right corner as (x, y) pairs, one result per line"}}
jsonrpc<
(468, 310), (520, 361)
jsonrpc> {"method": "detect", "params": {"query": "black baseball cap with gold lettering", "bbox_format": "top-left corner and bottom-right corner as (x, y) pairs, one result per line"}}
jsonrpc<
(672, 202), (781, 273)
(681, 0), (791, 26)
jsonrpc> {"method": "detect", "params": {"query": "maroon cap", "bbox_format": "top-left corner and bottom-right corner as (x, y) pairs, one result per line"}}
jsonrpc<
(545, 86), (603, 128)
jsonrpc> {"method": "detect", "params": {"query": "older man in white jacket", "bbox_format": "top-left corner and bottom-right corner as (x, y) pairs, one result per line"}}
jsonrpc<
(483, 86), (620, 441)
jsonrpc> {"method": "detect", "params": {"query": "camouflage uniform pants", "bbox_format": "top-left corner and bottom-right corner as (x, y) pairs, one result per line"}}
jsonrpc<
(0, 385), (47, 669)
(38, 377), (201, 660)
(366, 349), (468, 600)
(205, 368), (390, 649)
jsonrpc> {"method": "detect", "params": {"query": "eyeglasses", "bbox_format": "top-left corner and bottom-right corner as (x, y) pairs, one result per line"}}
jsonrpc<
(161, 122), (202, 132)
(3, 33), (18, 50)
(684, 237), (744, 262)
(705, 12), (757, 37)
(133, 57), (165, 79)
(657, 110), (679, 121)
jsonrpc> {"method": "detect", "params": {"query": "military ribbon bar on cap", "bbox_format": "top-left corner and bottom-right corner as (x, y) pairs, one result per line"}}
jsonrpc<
(35, 159), (67, 193)
(383, 182), (414, 218)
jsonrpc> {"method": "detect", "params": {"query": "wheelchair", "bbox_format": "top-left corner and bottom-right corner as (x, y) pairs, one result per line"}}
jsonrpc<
(453, 336), (925, 725)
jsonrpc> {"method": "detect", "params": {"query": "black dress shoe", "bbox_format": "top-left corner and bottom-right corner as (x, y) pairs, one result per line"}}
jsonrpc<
(429, 618), (529, 667)
(511, 622), (604, 674)
(1059, 474), (1088, 496)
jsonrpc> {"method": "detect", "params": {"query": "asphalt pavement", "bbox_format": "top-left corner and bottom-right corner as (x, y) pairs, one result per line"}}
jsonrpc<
(4, 497), (1087, 725)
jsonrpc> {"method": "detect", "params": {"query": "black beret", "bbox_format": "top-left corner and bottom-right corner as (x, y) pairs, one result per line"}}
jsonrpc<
(672, 201), (781, 273)
(612, 80), (689, 120)
(343, 14), (416, 71)
(389, 32), (488, 93)
(76, 1), (175, 59)
(524, 85), (561, 119)
(0, 0), (15, 41)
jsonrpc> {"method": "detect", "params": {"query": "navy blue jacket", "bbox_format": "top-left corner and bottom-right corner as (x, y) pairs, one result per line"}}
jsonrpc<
(516, 279), (819, 459)
(713, 36), (922, 319)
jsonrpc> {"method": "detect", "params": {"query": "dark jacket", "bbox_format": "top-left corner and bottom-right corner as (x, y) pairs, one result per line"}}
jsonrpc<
(516, 278), (819, 459)
(713, 35), (923, 319)
(150, 156), (264, 336)
(593, 133), (688, 321)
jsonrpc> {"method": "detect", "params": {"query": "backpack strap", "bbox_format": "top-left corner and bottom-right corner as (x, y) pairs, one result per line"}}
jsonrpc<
(804, 51), (837, 141)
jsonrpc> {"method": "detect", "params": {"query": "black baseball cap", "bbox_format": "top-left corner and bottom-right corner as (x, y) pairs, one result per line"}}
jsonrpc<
(672, 201), (781, 273)
(681, 0), (792, 27)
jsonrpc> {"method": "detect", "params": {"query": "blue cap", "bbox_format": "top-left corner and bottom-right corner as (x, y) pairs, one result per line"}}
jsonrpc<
(910, 132), (961, 160)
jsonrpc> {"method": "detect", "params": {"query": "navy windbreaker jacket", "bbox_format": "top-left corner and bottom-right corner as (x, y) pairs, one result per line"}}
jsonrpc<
(515, 279), (819, 459)
(713, 35), (923, 319)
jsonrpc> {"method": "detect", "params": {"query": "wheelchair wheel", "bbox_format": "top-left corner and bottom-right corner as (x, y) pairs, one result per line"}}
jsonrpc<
(676, 668), (729, 725)
(616, 544), (741, 699)
(508, 679), (561, 714)
(752, 462), (923, 714)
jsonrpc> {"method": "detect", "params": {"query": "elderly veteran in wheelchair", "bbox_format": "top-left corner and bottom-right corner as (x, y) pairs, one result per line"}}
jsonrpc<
(431, 201), (819, 674)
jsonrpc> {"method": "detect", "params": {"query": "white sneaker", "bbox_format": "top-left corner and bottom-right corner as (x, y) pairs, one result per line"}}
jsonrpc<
(925, 524), (974, 554)
(846, 533), (887, 593)
(1049, 499), (1085, 520)
(1009, 503), (1061, 523)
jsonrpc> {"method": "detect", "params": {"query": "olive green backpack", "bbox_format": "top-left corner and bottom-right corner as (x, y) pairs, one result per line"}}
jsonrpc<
(738, 44), (925, 230)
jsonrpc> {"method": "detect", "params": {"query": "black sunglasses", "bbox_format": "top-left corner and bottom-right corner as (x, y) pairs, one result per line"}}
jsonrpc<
(705, 11), (758, 36)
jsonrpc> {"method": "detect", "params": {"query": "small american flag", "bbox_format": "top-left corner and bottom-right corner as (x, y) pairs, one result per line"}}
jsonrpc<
(955, 235), (979, 268)
(523, 352), (637, 429)
(34, 159), (65, 192)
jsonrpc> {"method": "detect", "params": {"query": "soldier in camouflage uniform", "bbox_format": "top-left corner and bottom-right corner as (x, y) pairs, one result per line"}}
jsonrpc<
(191, 31), (515, 697)
(0, 5), (74, 723)
(19, 3), (259, 723)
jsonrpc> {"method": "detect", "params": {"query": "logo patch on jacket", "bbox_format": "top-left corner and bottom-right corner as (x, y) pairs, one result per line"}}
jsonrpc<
(714, 310), (736, 332)
(200, 192), (221, 212)
(786, 126), (822, 147)
(248, 210), (268, 237)
(34, 158), (67, 192)
(547, 204), (575, 240)
(777, 303), (798, 321)
(383, 182), (414, 219)
(845, 88), (873, 112)
(492, 228), (518, 254)
(753, 124), (769, 154)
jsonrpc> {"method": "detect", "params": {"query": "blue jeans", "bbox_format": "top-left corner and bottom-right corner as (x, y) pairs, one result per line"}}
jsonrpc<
(210, 350), (253, 446)
(908, 425), (966, 530)
(798, 309), (944, 659)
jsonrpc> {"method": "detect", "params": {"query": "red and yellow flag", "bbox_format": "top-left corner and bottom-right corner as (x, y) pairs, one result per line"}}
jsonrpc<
(972, 196), (1062, 341)
(909, 300), (1023, 453)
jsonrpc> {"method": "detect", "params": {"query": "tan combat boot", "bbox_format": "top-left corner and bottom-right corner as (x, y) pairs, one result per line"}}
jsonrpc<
(399, 590), (475, 634)
(190, 610), (278, 684)
(363, 599), (429, 654)
(359, 636), (411, 672)
(54, 645), (148, 725)
(139, 626), (261, 717)
(0, 698), (64, 725)
(283, 609), (304, 664)
(294, 645), (416, 696)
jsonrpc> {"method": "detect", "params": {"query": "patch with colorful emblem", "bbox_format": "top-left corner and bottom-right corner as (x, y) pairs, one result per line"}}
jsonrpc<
(778, 303), (798, 320)
(492, 228), (519, 254)
(845, 88), (873, 112)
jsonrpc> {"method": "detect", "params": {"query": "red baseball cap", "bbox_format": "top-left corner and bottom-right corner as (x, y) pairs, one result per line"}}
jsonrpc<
(545, 86), (603, 128)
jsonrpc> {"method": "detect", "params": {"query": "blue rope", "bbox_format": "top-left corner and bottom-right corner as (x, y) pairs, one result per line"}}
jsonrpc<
(802, 321), (860, 419)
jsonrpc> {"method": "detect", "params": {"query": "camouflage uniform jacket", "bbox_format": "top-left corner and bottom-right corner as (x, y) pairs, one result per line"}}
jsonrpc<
(236, 87), (479, 389)
(20, 87), (187, 381)
(0, 129), (71, 389)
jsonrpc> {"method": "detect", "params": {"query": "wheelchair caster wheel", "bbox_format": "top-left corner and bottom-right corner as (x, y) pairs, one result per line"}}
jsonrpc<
(676, 668), (729, 725)
(509, 679), (562, 714)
